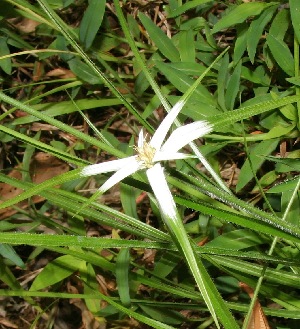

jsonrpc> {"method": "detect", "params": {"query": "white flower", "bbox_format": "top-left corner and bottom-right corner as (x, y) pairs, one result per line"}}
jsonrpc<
(80, 100), (213, 219)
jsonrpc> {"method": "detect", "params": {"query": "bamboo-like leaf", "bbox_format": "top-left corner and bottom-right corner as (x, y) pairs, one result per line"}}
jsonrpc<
(116, 249), (131, 307)
(138, 12), (180, 62)
(211, 3), (275, 34)
(266, 34), (294, 76)
(289, 0), (300, 43)
(247, 5), (277, 63)
(236, 139), (279, 192)
(79, 0), (105, 49)
(0, 37), (11, 74)
(30, 255), (84, 291)
(168, 0), (213, 18)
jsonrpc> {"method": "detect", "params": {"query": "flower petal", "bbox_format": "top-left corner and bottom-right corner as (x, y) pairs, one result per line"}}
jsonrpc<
(153, 151), (195, 162)
(138, 129), (144, 148)
(99, 158), (141, 193)
(146, 163), (177, 221)
(150, 100), (185, 150)
(80, 156), (137, 177)
(161, 121), (213, 153)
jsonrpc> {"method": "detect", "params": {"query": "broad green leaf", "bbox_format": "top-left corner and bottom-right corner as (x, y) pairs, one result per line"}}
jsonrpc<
(138, 12), (180, 62)
(36, 0), (153, 132)
(0, 37), (11, 74)
(206, 229), (267, 250)
(139, 304), (184, 325)
(269, 8), (289, 39)
(155, 61), (216, 107)
(264, 155), (300, 172)
(267, 176), (300, 194)
(168, 0), (213, 18)
(252, 170), (278, 193)
(178, 29), (195, 62)
(30, 255), (85, 291)
(225, 60), (242, 110)
(233, 24), (248, 64)
(247, 5), (277, 63)
(152, 251), (180, 278)
(120, 183), (138, 219)
(217, 52), (229, 111)
(211, 3), (276, 34)
(116, 248), (131, 307)
(68, 58), (104, 84)
(266, 34), (294, 76)
(282, 188), (300, 226)
(79, 0), (105, 49)
(81, 262), (101, 313)
(236, 139), (279, 192)
(0, 245), (24, 268)
(0, 262), (22, 290)
(166, 62), (215, 77)
(289, 0), (300, 43)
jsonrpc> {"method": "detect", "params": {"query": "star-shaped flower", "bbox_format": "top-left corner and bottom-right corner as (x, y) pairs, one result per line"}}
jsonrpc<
(80, 100), (213, 221)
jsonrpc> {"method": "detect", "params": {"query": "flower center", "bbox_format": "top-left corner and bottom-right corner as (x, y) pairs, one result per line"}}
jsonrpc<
(135, 142), (156, 169)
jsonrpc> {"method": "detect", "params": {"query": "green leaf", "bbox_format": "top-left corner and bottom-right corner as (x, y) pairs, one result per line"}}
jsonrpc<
(211, 3), (276, 34)
(68, 58), (104, 84)
(120, 183), (138, 219)
(178, 29), (195, 62)
(0, 245), (25, 268)
(138, 12), (180, 62)
(30, 255), (84, 291)
(155, 61), (216, 107)
(236, 139), (279, 192)
(168, 0), (213, 18)
(174, 195), (300, 244)
(233, 24), (248, 64)
(289, 0), (300, 43)
(0, 37), (12, 74)
(79, 0), (105, 49)
(206, 229), (267, 250)
(267, 176), (300, 194)
(264, 155), (300, 172)
(247, 5), (277, 63)
(225, 60), (242, 110)
(269, 8), (289, 39)
(139, 304), (184, 325)
(266, 33), (294, 76)
(210, 95), (300, 129)
(116, 248), (131, 307)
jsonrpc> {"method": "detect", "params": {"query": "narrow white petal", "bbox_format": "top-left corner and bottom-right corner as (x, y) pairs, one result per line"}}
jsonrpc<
(99, 158), (141, 193)
(138, 129), (144, 148)
(161, 121), (213, 153)
(150, 100), (185, 150)
(146, 163), (177, 221)
(153, 151), (195, 162)
(81, 156), (137, 177)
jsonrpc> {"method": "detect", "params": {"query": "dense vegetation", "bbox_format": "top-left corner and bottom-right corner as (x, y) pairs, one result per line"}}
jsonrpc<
(0, 1), (299, 328)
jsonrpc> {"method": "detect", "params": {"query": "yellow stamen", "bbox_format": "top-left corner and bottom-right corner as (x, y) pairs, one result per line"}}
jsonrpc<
(135, 142), (156, 168)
